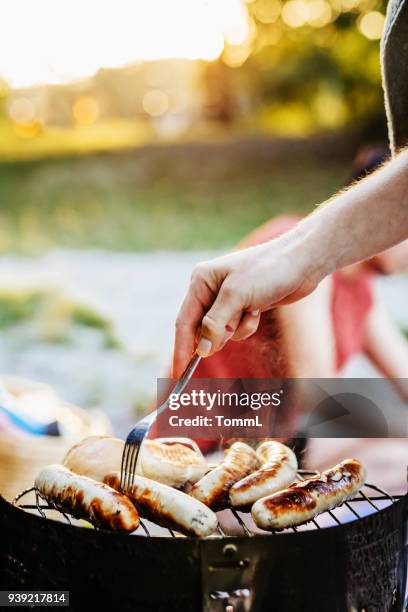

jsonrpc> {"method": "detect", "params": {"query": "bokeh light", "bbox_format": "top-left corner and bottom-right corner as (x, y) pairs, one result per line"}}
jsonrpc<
(282, 0), (310, 28)
(13, 120), (41, 139)
(142, 90), (169, 117)
(8, 98), (37, 124)
(308, 0), (332, 27)
(281, 0), (333, 28)
(253, 0), (282, 24)
(0, 0), (251, 88)
(223, 43), (252, 67)
(358, 11), (385, 40)
(223, 2), (251, 45)
(72, 97), (99, 125)
(0, 0), (389, 142)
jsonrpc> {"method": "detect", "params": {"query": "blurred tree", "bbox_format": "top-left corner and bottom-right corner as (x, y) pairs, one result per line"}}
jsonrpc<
(202, 62), (235, 123)
(215, 0), (388, 135)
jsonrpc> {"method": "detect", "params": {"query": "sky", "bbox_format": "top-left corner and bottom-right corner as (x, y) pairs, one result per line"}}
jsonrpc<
(0, 0), (250, 89)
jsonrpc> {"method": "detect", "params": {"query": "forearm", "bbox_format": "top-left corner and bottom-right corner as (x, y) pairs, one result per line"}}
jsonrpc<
(290, 149), (408, 282)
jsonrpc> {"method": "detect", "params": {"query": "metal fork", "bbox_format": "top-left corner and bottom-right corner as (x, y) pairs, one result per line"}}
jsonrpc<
(120, 352), (201, 492)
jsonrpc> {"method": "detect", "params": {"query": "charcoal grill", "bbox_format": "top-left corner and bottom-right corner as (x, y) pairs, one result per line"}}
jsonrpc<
(0, 470), (407, 612)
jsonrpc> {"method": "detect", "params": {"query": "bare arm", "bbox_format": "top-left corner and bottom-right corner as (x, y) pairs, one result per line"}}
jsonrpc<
(363, 294), (408, 400)
(173, 150), (408, 377)
(298, 150), (408, 272)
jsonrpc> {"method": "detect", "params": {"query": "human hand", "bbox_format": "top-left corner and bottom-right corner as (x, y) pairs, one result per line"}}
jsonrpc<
(172, 235), (324, 377)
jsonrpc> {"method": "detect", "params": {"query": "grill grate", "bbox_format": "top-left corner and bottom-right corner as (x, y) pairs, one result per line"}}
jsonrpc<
(12, 469), (397, 539)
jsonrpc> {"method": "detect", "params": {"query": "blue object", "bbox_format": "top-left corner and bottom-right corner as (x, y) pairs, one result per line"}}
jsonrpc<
(0, 405), (60, 436)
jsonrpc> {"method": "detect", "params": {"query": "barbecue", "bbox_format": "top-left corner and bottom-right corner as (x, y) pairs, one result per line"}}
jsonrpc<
(1, 462), (406, 611)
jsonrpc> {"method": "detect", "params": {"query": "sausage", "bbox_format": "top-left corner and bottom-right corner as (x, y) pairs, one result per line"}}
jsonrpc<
(189, 442), (258, 510)
(35, 464), (140, 532)
(229, 441), (298, 509)
(105, 472), (218, 537)
(252, 458), (366, 530)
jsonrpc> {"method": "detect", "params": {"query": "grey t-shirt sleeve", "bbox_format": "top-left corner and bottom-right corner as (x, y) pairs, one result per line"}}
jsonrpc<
(382, 0), (408, 153)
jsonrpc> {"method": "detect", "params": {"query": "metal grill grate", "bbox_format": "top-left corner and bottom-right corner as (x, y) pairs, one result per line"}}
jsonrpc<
(12, 469), (399, 539)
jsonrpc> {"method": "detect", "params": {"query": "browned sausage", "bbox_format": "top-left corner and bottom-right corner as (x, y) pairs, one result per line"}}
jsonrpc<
(229, 441), (298, 508)
(105, 472), (218, 537)
(189, 442), (258, 510)
(252, 458), (366, 530)
(35, 464), (140, 532)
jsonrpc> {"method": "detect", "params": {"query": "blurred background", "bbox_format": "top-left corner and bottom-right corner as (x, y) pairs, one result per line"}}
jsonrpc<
(0, 0), (406, 444)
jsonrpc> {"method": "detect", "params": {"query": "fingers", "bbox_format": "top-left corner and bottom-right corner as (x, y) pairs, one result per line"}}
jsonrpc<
(196, 281), (246, 357)
(231, 310), (261, 341)
(196, 307), (261, 357)
(173, 238), (309, 371)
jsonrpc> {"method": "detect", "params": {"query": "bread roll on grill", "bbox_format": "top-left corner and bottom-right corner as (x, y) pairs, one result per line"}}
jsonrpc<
(140, 439), (208, 487)
(63, 435), (207, 488)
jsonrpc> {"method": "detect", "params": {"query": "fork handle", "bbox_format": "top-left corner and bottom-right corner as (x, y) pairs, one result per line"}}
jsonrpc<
(157, 353), (201, 417)
(170, 352), (201, 396)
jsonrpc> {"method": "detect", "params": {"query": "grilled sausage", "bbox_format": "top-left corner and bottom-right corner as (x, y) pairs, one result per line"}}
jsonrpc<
(105, 472), (218, 537)
(252, 458), (366, 530)
(35, 464), (140, 532)
(189, 442), (258, 510)
(229, 441), (298, 509)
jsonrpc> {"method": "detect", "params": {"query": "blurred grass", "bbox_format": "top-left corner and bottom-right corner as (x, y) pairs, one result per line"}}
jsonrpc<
(0, 138), (349, 252)
(0, 291), (44, 328)
(0, 118), (151, 162)
(0, 288), (119, 346)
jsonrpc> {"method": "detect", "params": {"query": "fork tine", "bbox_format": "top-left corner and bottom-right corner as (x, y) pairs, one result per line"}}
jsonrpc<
(121, 442), (133, 491)
(120, 443), (128, 490)
(120, 443), (127, 490)
(128, 443), (142, 491)
(126, 443), (136, 492)
(120, 354), (200, 493)
(126, 443), (138, 491)
(121, 422), (150, 492)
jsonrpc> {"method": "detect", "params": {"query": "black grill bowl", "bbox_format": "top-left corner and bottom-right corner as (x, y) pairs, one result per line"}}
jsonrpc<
(0, 494), (407, 612)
